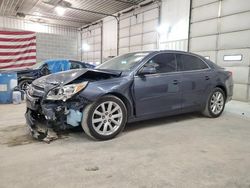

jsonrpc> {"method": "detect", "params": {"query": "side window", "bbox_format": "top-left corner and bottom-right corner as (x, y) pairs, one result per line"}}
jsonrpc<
(177, 54), (208, 71)
(144, 53), (177, 74)
(70, 62), (82, 69)
(40, 63), (51, 75)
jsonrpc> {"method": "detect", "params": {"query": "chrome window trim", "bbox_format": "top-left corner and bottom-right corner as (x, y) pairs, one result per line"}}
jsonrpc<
(134, 68), (211, 78)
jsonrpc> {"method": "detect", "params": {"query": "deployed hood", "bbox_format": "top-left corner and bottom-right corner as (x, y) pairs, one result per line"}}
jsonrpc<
(33, 69), (121, 89)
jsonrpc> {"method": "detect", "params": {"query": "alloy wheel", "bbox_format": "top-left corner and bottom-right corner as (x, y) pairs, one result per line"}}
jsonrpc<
(210, 91), (224, 115)
(91, 101), (123, 136)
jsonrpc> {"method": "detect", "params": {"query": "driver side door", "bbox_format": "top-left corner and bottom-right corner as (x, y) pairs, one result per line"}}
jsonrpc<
(133, 53), (182, 117)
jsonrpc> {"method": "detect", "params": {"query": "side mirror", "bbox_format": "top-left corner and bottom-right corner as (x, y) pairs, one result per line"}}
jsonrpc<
(139, 66), (157, 75)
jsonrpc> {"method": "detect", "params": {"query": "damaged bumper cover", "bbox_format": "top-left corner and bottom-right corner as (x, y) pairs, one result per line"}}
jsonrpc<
(25, 88), (90, 142)
(24, 68), (121, 142)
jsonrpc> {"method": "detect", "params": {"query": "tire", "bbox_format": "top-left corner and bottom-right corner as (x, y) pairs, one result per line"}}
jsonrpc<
(202, 87), (226, 118)
(81, 95), (127, 140)
(19, 79), (32, 90)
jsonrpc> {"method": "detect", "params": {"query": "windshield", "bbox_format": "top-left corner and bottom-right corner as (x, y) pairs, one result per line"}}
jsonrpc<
(96, 52), (149, 71)
(31, 61), (44, 69)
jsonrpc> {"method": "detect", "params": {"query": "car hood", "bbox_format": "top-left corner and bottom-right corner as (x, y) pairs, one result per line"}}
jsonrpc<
(16, 68), (32, 73)
(33, 69), (121, 89)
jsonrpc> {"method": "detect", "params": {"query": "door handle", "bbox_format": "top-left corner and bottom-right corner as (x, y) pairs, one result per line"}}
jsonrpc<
(172, 80), (179, 85)
(205, 76), (210, 80)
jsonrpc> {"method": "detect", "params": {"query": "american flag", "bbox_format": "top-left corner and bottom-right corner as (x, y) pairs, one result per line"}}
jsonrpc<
(0, 30), (36, 70)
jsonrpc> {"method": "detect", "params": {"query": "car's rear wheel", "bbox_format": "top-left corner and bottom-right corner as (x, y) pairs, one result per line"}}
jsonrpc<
(202, 87), (225, 118)
(81, 95), (127, 140)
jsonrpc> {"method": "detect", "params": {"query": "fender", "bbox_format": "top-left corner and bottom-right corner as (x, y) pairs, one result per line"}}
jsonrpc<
(79, 76), (135, 119)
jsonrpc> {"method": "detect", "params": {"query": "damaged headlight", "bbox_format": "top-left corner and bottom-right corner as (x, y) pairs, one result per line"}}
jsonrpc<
(46, 82), (88, 101)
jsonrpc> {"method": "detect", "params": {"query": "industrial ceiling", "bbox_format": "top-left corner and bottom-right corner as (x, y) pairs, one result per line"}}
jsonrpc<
(0, 0), (145, 27)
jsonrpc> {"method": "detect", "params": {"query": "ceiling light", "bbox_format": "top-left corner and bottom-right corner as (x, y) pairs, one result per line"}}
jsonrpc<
(33, 11), (42, 16)
(55, 6), (65, 16)
(82, 43), (90, 51)
(156, 24), (170, 34)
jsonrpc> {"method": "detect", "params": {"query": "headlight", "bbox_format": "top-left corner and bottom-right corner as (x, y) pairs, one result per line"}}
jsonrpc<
(46, 82), (88, 101)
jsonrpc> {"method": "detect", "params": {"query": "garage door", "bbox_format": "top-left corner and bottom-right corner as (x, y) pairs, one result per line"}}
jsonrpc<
(189, 0), (250, 101)
(81, 23), (102, 65)
(118, 3), (159, 55)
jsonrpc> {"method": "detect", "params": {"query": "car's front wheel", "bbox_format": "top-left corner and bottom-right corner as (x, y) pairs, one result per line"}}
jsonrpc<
(81, 95), (127, 140)
(202, 87), (225, 118)
(19, 79), (32, 90)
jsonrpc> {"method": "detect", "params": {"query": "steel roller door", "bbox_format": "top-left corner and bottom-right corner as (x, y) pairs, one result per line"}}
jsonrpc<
(81, 24), (102, 65)
(189, 0), (250, 101)
(118, 3), (159, 55)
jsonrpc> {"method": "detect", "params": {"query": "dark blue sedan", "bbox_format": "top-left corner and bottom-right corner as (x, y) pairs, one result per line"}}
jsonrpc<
(25, 51), (233, 142)
(17, 59), (95, 90)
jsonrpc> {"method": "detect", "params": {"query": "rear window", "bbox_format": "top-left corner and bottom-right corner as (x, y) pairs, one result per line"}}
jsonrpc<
(177, 54), (208, 71)
(206, 59), (223, 69)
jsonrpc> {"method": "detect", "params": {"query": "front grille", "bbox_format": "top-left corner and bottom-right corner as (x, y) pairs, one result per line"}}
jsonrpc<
(28, 84), (45, 98)
(33, 84), (44, 91)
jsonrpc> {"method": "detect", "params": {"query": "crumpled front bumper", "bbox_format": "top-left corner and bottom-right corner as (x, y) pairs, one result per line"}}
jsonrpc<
(25, 109), (57, 142)
(25, 90), (89, 143)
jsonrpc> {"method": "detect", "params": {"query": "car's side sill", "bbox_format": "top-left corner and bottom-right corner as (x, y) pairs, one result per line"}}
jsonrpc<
(127, 110), (181, 123)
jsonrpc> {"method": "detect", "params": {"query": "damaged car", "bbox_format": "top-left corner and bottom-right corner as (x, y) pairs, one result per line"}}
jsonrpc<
(25, 50), (233, 142)
(17, 59), (95, 90)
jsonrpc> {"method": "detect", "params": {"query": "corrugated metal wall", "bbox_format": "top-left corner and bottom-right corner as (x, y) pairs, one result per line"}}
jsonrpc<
(36, 33), (78, 62)
(80, 2), (161, 64)
(189, 0), (250, 101)
(81, 23), (102, 65)
(102, 16), (118, 61)
(0, 16), (78, 37)
(118, 3), (159, 54)
(0, 16), (80, 62)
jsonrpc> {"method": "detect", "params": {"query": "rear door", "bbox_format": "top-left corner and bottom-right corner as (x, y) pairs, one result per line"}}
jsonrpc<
(176, 53), (213, 112)
(133, 53), (182, 117)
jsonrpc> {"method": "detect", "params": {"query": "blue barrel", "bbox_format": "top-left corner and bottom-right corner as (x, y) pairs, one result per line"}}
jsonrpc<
(0, 72), (17, 104)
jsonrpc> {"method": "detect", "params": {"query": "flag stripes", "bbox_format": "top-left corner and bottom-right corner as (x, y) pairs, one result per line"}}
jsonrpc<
(0, 30), (36, 70)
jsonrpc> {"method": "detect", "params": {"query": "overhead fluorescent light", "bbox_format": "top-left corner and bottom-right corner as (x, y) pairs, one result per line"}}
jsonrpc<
(82, 43), (90, 51)
(223, 54), (242, 61)
(55, 6), (65, 16)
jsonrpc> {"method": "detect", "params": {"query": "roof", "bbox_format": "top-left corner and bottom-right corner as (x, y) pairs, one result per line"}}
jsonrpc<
(0, 0), (145, 28)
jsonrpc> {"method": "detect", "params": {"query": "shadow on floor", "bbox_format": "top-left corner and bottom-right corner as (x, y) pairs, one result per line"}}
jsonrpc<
(69, 112), (203, 134)
(0, 112), (205, 146)
(124, 112), (202, 132)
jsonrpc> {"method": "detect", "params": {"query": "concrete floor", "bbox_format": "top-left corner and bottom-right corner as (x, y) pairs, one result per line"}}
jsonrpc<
(0, 101), (250, 188)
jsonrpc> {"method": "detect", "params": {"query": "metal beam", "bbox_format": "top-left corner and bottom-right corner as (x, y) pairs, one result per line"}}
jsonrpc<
(24, 13), (91, 24)
(187, 0), (192, 52)
(66, 6), (118, 19)
(112, 0), (137, 5)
